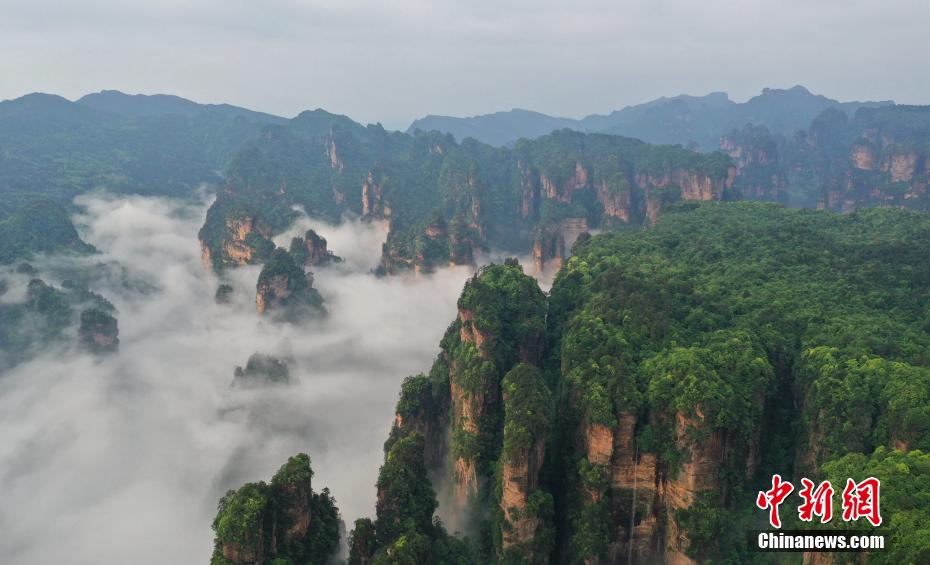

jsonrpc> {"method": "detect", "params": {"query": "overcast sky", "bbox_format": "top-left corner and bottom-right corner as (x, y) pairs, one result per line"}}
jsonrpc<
(2, 0), (927, 129)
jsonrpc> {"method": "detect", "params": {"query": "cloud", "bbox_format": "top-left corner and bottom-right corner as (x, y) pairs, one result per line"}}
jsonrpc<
(0, 193), (477, 564)
(1, 0), (927, 127)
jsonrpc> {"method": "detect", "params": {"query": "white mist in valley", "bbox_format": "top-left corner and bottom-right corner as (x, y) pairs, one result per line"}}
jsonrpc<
(0, 193), (483, 564)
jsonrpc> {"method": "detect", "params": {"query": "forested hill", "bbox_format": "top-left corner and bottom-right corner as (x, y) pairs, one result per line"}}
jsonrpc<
(0, 91), (282, 211)
(3, 89), (930, 281)
(345, 201), (930, 564)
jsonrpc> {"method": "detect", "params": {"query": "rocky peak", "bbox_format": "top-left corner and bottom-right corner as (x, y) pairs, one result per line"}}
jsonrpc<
(255, 248), (326, 320)
(498, 364), (552, 560)
(288, 229), (342, 267)
(233, 352), (292, 387)
(212, 453), (340, 564)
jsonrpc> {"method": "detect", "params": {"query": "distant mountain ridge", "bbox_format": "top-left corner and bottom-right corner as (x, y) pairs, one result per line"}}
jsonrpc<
(76, 90), (287, 123)
(408, 85), (894, 149)
(0, 90), (286, 210)
(409, 108), (578, 147)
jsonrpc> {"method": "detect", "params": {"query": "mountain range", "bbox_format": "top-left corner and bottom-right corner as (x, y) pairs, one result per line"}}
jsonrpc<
(407, 85), (893, 149)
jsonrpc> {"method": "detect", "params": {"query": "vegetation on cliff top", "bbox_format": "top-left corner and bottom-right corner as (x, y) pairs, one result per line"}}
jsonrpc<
(356, 201), (930, 563)
(211, 453), (341, 565)
(0, 200), (96, 264)
(255, 248), (326, 320)
(551, 201), (930, 561)
(0, 273), (117, 368)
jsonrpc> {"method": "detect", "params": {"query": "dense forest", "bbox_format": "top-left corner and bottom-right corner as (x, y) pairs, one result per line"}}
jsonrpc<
(338, 202), (930, 564)
(2, 89), (930, 563)
(199, 97), (930, 278)
(198, 109), (734, 275)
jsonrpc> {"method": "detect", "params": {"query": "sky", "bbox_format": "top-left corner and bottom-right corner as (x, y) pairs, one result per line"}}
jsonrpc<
(2, 0), (928, 131)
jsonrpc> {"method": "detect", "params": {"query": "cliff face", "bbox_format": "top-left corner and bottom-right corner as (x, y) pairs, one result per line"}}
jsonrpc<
(800, 106), (930, 212)
(211, 453), (340, 565)
(498, 363), (552, 562)
(199, 208), (274, 272)
(201, 117), (734, 277)
(288, 229), (342, 267)
(532, 218), (589, 272)
(380, 262), (550, 561)
(721, 125), (786, 202)
(255, 248), (325, 320)
(361, 170), (386, 219)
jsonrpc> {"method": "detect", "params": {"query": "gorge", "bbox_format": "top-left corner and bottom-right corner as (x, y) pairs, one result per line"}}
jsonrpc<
(1, 87), (930, 564)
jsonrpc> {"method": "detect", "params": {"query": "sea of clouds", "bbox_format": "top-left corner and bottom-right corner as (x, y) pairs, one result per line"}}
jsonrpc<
(0, 193), (492, 564)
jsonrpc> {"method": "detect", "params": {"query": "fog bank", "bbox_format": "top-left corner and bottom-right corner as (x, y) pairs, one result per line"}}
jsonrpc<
(0, 193), (477, 564)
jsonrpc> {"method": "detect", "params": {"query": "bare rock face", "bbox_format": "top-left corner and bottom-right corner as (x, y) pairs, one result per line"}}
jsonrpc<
(325, 130), (345, 173)
(585, 423), (614, 467)
(851, 141), (877, 170)
(532, 218), (589, 271)
(638, 167), (735, 226)
(78, 308), (119, 354)
(255, 248), (326, 320)
(450, 307), (494, 502)
(200, 208), (275, 272)
(609, 414), (659, 561)
(211, 454), (337, 565)
(255, 273), (292, 314)
(596, 177), (633, 223)
(887, 150), (919, 182)
(497, 363), (551, 561)
(661, 411), (729, 563)
(721, 125), (786, 201)
(362, 170), (386, 218)
(225, 216), (270, 265)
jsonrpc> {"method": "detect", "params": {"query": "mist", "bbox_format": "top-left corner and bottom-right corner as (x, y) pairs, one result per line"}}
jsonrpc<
(0, 193), (479, 564)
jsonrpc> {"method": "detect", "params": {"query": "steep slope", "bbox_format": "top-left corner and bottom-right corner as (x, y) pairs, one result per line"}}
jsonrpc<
(210, 454), (341, 565)
(199, 114), (733, 273)
(254, 248), (326, 320)
(354, 202), (930, 564)
(0, 92), (280, 208)
(0, 199), (96, 264)
(722, 105), (930, 210)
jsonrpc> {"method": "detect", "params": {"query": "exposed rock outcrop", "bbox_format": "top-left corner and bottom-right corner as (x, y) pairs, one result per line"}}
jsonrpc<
(361, 170), (387, 219)
(721, 125), (786, 201)
(255, 248), (326, 320)
(532, 218), (589, 271)
(199, 208), (275, 272)
(498, 364), (551, 561)
(288, 229), (342, 267)
(211, 454), (341, 565)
